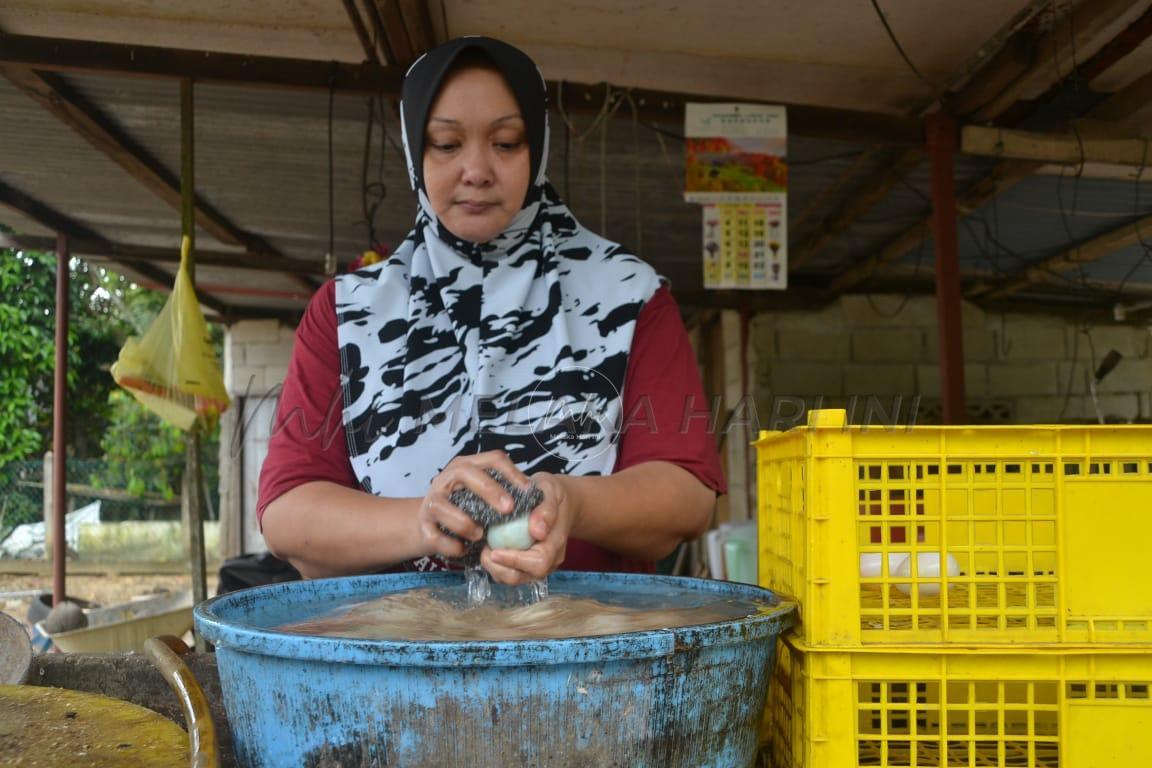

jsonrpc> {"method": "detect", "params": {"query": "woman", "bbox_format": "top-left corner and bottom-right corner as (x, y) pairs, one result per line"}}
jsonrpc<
(258, 37), (723, 584)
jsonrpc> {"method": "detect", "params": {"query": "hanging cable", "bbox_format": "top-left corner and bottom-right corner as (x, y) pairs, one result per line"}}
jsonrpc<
(869, 0), (944, 100)
(326, 77), (337, 276)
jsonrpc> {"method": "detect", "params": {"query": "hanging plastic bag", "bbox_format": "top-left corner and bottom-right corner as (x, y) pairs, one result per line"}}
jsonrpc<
(111, 236), (230, 430)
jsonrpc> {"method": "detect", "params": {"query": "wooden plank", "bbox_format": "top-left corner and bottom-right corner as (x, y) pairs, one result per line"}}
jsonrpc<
(373, 0), (416, 66)
(0, 179), (104, 241)
(971, 211), (1152, 301)
(0, 560), (216, 576)
(790, 147), (924, 270)
(962, 125), (1152, 166)
(396, 0), (437, 54)
(831, 64), (1152, 296)
(550, 81), (924, 145)
(0, 33), (923, 146)
(355, 0), (394, 65)
(1, 64), (318, 294)
(341, 0), (380, 63)
(0, 180), (231, 314)
(799, 0), (1151, 281)
(0, 32), (402, 93)
(0, 234), (327, 276)
(969, 0), (1150, 121)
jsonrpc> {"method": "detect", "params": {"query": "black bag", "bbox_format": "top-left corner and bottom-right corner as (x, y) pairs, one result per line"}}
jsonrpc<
(217, 553), (301, 595)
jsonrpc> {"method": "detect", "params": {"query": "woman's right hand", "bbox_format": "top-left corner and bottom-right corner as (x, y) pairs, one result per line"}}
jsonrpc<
(415, 450), (532, 559)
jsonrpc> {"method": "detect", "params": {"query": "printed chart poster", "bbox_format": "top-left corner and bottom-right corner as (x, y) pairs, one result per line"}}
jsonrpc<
(685, 103), (787, 290)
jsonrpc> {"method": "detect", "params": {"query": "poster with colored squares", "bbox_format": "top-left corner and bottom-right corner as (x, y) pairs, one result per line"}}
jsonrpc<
(685, 103), (787, 290)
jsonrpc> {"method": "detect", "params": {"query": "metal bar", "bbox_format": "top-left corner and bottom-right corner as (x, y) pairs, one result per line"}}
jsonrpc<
(52, 233), (68, 606)
(180, 79), (209, 650)
(928, 113), (966, 424)
(144, 636), (219, 768)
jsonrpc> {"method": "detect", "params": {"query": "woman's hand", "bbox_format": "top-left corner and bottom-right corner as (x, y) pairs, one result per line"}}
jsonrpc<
(416, 451), (532, 560)
(481, 472), (578, 584)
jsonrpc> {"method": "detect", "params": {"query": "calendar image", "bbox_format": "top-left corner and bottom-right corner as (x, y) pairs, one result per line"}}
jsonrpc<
(702, 200), (787, 290)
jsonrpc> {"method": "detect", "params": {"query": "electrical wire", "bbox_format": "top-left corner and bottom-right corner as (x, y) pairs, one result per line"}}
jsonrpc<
(1113, 138), (1152, 300)
(327, 79), (336, 276)
(869, 0), (944, 100)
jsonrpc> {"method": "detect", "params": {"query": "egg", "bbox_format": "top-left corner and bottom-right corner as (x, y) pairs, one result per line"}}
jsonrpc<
(859, 552), (909, 579)
(892, 553), (961, 596)
(486, 515), (535, 551)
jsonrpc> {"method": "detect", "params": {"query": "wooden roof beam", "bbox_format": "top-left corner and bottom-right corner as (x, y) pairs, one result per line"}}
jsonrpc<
(966, 0), (1151, 122)
(830, 67), (1152, 296)
(396, 0), (437, 56)
(0, 64), (318, 294)
(0, 179), (232, 316)
(0, 33), (923, 146)
(342, 0), (383, 64)
(372, 0), (416, 66)
(962, 125), (1152, 166)
(968, 212), (1152, 301)
(0, 32), (403, 93)
(793, 0), (1147, 278)
(0, 233), (329, 276)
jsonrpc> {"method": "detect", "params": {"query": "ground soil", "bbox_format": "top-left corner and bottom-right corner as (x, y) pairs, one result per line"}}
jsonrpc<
(1, 572), (218, 632)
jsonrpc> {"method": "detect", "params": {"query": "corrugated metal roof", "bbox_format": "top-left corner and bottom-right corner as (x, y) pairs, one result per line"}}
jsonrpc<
(2, 0), (1150, 317)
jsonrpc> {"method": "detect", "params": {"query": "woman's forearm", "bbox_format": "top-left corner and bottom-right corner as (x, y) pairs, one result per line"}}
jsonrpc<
(261, 482), (424, 579)
(563, 462), (715, 561)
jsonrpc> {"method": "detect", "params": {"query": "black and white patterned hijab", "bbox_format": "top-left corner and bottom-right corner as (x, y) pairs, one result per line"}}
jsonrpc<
(335, 37), (661, 512)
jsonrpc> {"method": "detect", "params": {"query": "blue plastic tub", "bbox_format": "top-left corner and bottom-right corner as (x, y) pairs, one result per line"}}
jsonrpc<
(195, 571), (795, 768)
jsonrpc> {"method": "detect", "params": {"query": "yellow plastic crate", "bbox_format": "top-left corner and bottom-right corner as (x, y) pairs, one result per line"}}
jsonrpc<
(756, 409), (1152, 646)
(766, 635), (1152, 768)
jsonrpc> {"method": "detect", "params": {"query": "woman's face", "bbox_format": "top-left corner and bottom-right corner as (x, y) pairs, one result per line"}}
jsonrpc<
(422, 66), (531, 243)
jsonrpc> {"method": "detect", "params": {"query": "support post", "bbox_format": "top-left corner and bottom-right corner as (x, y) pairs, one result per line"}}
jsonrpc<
(179, 77), (209, 649)
(927, 112), (966, 424)
(52, 234), (69, 605)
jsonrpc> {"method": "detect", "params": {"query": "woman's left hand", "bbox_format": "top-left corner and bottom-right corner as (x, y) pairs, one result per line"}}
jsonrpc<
(480, 472), (577, 585)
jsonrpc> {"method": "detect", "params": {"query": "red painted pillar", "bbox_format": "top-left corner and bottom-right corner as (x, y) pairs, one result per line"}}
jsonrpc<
(53, 233), (69, 605)
(927, 112), (966, 424)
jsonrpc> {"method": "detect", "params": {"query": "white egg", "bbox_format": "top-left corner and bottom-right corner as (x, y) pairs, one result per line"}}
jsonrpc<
(486, 516), (534, 551)
(892, 553), (960, 596)
(859, 552), (910, 579)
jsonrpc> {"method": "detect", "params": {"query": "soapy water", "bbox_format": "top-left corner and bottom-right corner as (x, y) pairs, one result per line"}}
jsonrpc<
(276, 580), (770, 642)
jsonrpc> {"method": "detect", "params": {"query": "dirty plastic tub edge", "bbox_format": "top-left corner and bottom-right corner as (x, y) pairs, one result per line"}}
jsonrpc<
(195, 571), (796, 768)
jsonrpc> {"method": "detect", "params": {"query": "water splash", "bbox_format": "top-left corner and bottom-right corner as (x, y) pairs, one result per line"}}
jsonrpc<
(465, 565), (491, 607)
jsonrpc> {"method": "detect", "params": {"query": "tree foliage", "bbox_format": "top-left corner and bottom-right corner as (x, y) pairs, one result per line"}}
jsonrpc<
(0, 249), (161, 459)
(0, 246), (220, 524)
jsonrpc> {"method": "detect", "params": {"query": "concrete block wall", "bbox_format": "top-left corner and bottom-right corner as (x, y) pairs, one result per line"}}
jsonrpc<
(223, 319), (296, 397)
(219, 320), (297, 555)
(752, 294), (1152, 425)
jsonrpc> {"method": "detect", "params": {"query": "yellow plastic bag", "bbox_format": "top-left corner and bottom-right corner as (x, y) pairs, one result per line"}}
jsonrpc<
(111, 237), (230, 430)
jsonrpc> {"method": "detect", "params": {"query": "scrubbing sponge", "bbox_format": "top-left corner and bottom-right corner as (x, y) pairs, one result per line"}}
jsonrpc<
(446, 469), (544, 565)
